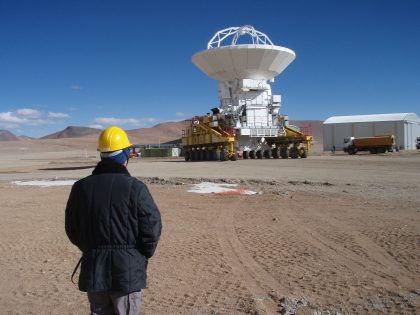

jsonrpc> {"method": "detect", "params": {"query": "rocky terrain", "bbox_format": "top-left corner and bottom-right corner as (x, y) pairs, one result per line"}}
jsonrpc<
(0, 141), (418, 314)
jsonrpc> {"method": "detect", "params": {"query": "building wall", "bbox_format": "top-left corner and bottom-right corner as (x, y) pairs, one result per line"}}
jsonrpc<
(405, 122), (420, 150)
(323, 120), (407, 151)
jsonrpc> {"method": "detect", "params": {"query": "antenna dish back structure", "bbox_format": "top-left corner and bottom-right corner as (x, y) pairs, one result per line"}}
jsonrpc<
(192, 25), (296, 81)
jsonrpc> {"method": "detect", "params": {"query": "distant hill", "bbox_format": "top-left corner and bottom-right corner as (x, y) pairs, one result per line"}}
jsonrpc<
(0, 130), (20, 141)
(40, 126), (102, 139)
(18, 135), (34, 140)
(128, 121), (186, 144)
(289, 120), (323, 141)
(38, 122), (186, 144)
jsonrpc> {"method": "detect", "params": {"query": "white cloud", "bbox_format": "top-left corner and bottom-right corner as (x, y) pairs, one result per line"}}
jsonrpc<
(48, 112), (70, 118)
(0, 122), (19, 129)
(94, 117), (141, 126)
(93, 117), (159, 127)
(0, 108), (68, 128)
(16, 108), (41, 118)
(71, 85), (82, 90)
(0, 111), (27, 124)
(175, 112), (186, 117)
(88, 124), (104, 129)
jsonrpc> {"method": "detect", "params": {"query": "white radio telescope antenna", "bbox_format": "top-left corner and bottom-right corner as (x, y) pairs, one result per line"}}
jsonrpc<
(207, 25), (274, 49)
(193, 25), (296, 81)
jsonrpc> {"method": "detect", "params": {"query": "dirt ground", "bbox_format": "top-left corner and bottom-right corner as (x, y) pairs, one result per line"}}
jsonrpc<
(0, 140), (419, 314)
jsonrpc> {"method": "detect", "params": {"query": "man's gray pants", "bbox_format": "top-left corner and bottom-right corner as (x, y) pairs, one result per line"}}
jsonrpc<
(88, 291), (141, 315)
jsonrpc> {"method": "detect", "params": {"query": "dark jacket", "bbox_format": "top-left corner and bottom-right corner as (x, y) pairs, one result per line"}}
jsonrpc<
(65, 161), (162, 293)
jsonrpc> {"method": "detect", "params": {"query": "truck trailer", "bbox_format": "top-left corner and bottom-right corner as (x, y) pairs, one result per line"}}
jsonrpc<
(343, 135), (395, 155)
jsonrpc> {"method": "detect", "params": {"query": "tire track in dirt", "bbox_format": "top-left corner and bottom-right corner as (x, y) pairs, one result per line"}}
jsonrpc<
(283, 203), (415, 290)
(215, 196), (290, 314)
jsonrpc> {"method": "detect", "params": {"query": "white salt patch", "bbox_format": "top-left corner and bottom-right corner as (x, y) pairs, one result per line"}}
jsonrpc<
(12, 180), (76, 188)
(187, 182), (256, 195)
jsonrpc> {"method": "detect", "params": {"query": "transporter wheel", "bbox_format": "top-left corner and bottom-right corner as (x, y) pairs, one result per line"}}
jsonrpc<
(213, 150), (220, 161)
(230, 153), (238, 161)
(256, 150), (263, 159)
(299, 147), (307, 158)
(184, 150), (190, 161)
(243, 151), (248, 159)
(289, 147), (299, 159)
(191, 150), (196, 161)
(202, 150), (207, 160)
(208, 149), (214, 161)
(280, 147), (289, 159)
(263, 149), (270, 159)
(272, 148), (279, 159)
(249, 151), (255, 159)
(220, 150), (228, 161)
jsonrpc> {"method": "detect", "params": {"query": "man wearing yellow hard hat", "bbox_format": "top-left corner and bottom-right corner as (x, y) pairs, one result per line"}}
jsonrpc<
(65, 126), (162, 315)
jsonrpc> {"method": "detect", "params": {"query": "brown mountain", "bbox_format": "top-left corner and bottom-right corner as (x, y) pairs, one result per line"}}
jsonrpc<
(40, 126), (102, 139)
(127, 121), (186, 145)
(0, 130), (20, 141)
(18, 135), (35, 140)
(289, 120), (323, 141)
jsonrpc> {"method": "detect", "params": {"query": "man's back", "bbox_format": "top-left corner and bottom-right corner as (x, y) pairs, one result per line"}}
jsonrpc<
(65, 160), (162, 293)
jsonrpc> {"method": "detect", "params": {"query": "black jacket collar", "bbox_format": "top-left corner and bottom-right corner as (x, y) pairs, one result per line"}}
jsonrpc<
(92, 161), (130, 176)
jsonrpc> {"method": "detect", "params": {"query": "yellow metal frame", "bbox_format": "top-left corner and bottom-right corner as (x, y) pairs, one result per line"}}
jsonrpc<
(182, 116), (236, 158)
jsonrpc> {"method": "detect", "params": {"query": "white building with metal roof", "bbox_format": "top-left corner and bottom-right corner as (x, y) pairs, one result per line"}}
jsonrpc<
(323, 113), (420, 151)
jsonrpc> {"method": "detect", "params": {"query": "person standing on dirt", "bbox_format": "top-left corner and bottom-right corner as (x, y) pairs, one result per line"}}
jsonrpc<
(65, 126), (162, 315)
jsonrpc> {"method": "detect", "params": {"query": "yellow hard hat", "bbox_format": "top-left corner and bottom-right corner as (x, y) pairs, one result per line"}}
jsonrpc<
(97, 126), (132, 152)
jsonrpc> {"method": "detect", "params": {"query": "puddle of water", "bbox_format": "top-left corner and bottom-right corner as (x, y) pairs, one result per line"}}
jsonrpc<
(12, 180), (76, 187)
(187, 182), (256, 195)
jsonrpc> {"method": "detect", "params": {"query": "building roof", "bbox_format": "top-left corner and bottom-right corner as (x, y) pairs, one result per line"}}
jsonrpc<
(323, 113), (420, 124)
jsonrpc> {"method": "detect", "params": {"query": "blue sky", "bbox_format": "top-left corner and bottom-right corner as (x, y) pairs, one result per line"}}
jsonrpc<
(0, 0), (419, 137)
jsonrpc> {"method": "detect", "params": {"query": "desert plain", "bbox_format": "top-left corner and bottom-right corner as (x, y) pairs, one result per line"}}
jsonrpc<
(0, 138), (419, 315)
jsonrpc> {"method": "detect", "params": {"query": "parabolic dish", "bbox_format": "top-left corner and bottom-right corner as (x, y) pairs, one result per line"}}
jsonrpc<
(192, 44), (296, 81)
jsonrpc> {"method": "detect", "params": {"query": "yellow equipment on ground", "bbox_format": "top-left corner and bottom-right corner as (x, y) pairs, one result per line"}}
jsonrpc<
(182, 114), (312, 161)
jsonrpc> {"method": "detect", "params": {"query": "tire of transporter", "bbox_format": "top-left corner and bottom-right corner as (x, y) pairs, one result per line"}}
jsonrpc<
(263, 149), (270, 159)
(243, 151), (248, 159)
(280, 148), (288, 159)
(249, 151), (255, 159)
(272, 148), (279, 159)
(213, 150), (219, 161)
(299, 147), (307, 158)
(289, 147), (299, 159)
(208, 149), (215, 161)
(184, 150), (190, 161)
(256, 150), (263, 159)
(220, 150), (228, 161)
(230, 153), (238, 161)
